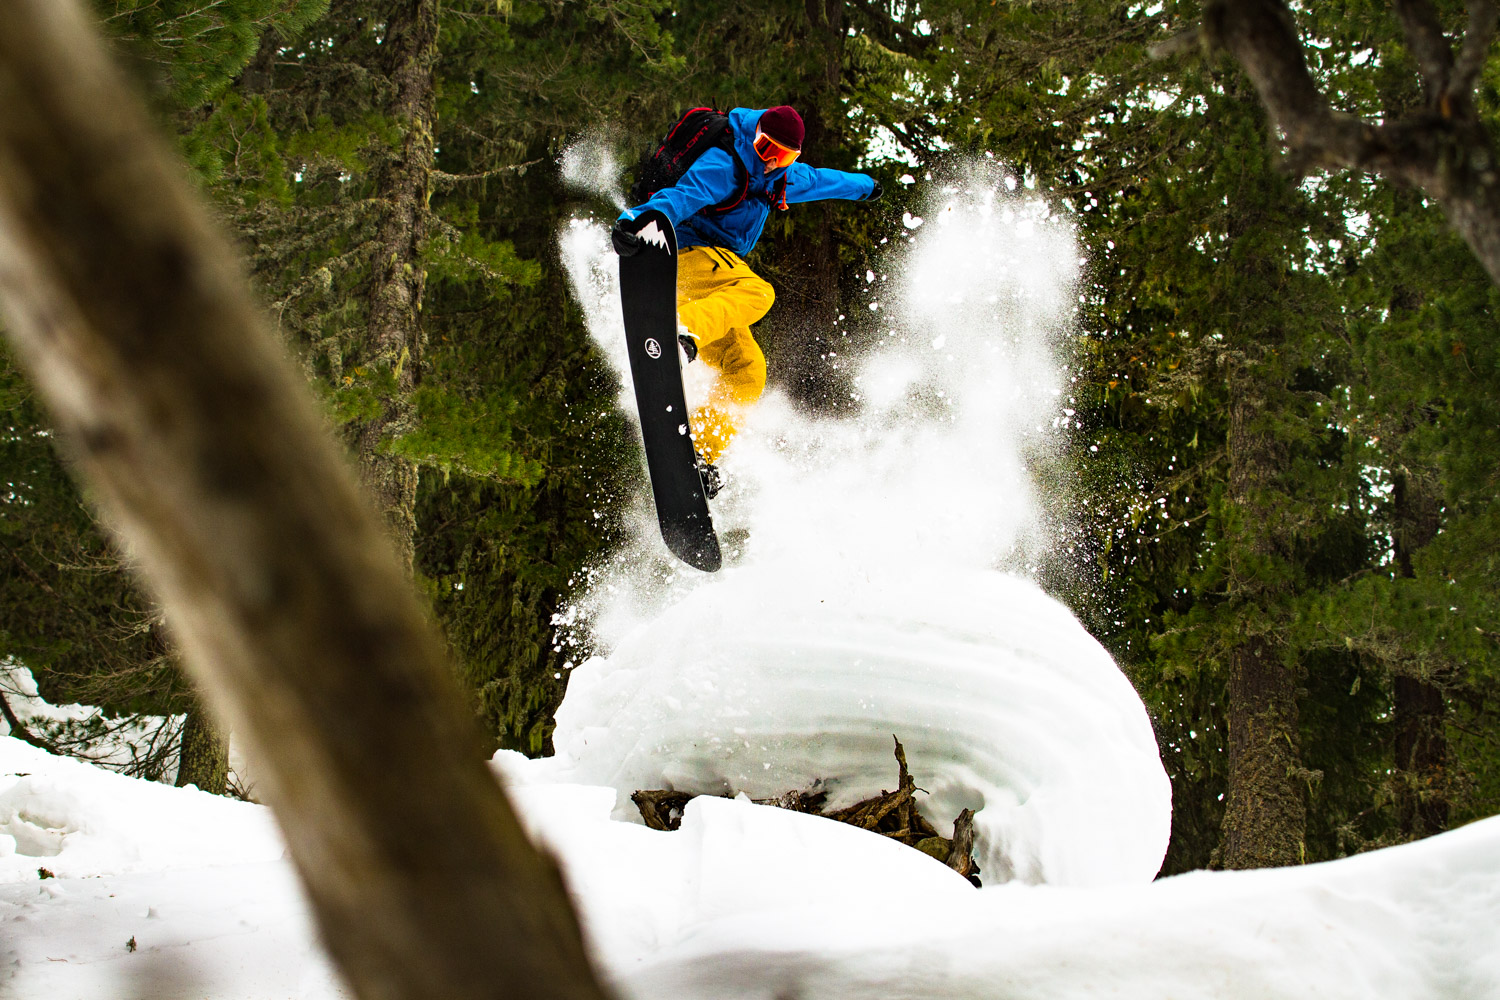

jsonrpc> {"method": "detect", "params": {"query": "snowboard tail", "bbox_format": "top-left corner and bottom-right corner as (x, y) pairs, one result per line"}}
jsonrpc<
(618, 211), (722, 572)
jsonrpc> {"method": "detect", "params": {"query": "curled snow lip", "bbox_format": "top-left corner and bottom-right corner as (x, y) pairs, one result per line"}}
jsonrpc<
(542, 565), (1171, 888)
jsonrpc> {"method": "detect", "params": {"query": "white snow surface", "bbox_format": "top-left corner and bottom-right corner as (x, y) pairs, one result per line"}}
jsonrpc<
(4, 731), (1500, 999)
(3, 163), (1498, 997)
(532, 566), (1169, 886)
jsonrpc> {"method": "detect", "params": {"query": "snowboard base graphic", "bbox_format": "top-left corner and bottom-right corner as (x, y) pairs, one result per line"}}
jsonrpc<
(618, 210), (721, 572)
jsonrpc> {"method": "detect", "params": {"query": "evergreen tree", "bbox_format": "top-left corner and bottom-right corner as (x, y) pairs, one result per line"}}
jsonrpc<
(0, 348), (188, 777)
(0, 0), (331, 786)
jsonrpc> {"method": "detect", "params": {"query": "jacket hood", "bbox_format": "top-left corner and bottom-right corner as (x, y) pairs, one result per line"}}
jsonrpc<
(729, 107), (790, 183)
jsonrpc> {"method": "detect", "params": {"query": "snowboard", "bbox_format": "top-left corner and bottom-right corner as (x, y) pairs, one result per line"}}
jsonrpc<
(618, 210), (722, 572)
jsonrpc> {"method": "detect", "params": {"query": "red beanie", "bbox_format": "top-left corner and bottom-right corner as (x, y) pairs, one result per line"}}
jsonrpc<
(758, 106), (804, 150)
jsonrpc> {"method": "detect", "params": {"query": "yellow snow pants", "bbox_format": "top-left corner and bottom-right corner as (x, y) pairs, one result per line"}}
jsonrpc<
(676, 246), (773, 463)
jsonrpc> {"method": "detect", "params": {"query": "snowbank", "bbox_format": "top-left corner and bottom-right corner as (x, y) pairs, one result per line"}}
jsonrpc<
(531, 565), (1170, 886)
(3, 714), (1500, 1000)
(0, 737), (282, 881)
(489, 772), (974, 969)
(623, 813), (1500, 1000)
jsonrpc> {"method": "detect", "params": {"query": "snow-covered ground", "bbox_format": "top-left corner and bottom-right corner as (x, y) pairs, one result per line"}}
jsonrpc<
(2, 164), (1497, 998)
(4, 730), (1500, 999)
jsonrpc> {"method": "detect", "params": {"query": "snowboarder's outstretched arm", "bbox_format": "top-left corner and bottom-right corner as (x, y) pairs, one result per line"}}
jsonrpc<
(782, 163), (879, 205)
(620, 148), (739, 228)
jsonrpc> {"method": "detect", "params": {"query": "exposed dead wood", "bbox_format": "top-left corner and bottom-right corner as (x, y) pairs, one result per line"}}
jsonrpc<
(945, 808), (977, 878)
(631, 789), (697, 832)
(756, 788), (830, 814)
(632, 736), (981, 885)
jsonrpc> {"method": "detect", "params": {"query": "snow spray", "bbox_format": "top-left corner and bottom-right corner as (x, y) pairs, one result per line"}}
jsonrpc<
(560, 135), (629, 212)
(552, 160), (1171, 887)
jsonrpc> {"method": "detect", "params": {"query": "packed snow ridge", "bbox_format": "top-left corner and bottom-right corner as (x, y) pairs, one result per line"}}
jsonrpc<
(0, 163), (1496, 999)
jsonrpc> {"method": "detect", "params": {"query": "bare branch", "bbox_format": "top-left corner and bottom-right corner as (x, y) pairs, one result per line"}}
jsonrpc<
(1204, 0), (1339, 151)
(0, 688), (58, 753)
(1393, 0), (1456, 103)
(845, 0), (930, 54)
(1148, 26), (1202, 61)
(1199, 0), (1500, 287)
(431, 159), (542, 187)
(1448, 0), (1500, 107)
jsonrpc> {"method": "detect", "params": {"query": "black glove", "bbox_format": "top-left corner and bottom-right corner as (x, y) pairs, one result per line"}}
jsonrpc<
(864, 180), (884, 203)
(611, 221), (643, 256)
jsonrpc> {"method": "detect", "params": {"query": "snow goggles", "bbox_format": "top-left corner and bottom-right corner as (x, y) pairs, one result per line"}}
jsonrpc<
(753, 129), (800, 169)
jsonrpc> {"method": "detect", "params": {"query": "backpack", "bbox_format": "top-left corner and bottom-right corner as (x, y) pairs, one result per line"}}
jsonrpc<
(629, 107), (751, 215)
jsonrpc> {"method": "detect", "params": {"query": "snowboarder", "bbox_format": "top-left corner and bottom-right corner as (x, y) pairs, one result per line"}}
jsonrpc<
(612, 105), (881, 494)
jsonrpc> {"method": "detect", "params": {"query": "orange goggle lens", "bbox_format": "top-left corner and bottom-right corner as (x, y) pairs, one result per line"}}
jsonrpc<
(753, 130), (800, 169)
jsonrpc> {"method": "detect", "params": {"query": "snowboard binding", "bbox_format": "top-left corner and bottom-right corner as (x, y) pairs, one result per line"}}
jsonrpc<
(696, 455), (723, 499)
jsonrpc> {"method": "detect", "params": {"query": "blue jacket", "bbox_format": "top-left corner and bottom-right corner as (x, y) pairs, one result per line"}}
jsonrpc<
(620, 107), (877, 257)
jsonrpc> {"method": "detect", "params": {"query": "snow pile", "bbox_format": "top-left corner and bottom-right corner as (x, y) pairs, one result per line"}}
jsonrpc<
(556, 164), (1171, 886)
(0, 736), (282, 881)
(0, 735), (333, 1000)
(534, 568), (1167, 886)
(623, 814), (1500, 1000)
(6, 724), (1500, 1000)
(489, 770), (974, 970)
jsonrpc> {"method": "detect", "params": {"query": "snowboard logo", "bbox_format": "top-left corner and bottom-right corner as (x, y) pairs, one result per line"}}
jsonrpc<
(638, 220), (671, 253)
(645, 337), (662, 359)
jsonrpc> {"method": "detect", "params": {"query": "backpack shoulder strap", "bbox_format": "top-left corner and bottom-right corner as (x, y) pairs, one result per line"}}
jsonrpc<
(705, 128), (750, 216)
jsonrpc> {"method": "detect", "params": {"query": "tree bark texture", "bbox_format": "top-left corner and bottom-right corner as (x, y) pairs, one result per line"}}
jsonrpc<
(0, 4), (610, 999)
(176, 700), (230, 794)
(1203, 0), (1500, 287)
(1391, 469), (1449, 839)
(1394, 674), (1449, 836)
(356, 0), (438, 572)
(1218, 368), (1307, 870)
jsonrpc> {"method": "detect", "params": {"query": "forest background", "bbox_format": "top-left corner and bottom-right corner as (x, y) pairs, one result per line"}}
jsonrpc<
(1, 0), (1496, 878)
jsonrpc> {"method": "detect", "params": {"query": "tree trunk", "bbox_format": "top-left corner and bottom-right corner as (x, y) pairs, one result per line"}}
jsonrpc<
(0, 4), (610, 999)
(176, 699), (230, 794)
(1217, 366), (1307, 869)
(1391, 469), (1448, 839)
(355, 0), (438, 572)
(1220, 633), (1306, 867)
(238, 25), (281, 96)
(1393, 674), (1449, 837)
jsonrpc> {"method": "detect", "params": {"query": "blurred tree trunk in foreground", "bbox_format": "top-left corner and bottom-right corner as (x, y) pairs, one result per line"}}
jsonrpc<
(0, 2), (611, 999)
